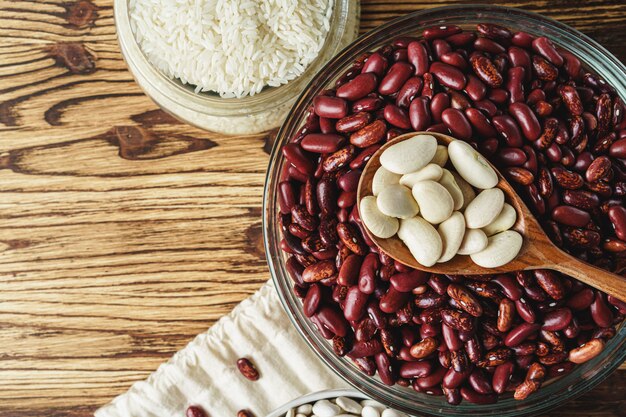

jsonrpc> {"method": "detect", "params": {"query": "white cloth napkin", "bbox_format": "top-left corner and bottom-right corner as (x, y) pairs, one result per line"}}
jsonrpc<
(95, 281), (349, 417)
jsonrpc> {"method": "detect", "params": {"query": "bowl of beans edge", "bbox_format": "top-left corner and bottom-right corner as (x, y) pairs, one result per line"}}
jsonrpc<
(263, 4), (626, 417)
(264, 389), (402, 417)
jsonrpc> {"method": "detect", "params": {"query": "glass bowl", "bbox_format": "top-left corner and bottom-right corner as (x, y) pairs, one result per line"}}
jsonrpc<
(114, 0), (360, 135)
(263, 4), (626, 417)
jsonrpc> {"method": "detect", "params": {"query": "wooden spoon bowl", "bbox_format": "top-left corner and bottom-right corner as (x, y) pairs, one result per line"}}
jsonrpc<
(357, 132), (626, 301)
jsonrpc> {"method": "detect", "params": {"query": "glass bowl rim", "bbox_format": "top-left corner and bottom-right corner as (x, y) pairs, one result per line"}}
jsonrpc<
(263, 4), (626, 417)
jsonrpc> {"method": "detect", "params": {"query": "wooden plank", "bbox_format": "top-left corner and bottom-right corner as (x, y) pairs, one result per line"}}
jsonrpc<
(0, 0), (625, 416)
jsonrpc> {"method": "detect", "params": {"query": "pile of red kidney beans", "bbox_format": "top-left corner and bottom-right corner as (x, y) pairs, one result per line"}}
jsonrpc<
(278, 22), (626, 405)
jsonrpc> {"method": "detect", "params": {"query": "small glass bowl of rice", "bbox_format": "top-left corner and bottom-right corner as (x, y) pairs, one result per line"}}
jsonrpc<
(114, 0), (360, 135)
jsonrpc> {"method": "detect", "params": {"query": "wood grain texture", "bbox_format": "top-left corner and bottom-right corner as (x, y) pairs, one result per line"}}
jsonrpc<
(0, 0), (624, 416)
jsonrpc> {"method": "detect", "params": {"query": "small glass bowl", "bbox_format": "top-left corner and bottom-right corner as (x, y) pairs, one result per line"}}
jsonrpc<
(113, 0), (360, 135)
(263, 5), (626, 417)
(265, 389), (368, 417)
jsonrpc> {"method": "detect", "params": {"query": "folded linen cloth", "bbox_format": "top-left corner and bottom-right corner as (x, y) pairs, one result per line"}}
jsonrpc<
(95, 281), (349, 417)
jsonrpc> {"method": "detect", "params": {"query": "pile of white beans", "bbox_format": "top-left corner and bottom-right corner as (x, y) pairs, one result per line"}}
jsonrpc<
(360, 134), (522, 268)
(282, 397), (408, 417)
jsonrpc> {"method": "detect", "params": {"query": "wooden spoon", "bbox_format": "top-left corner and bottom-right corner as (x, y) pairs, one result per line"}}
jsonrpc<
(357, 132), (626, 301)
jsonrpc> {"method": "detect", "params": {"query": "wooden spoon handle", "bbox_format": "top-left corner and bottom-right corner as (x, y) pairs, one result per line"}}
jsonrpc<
(548, 251), (626, 301)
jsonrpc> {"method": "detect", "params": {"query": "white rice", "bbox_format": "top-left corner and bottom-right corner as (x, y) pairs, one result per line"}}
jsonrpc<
(129, 0), (334, 98)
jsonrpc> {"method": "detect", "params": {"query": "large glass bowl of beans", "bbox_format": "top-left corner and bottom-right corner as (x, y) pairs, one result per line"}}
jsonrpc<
(262, 5), (626, 416)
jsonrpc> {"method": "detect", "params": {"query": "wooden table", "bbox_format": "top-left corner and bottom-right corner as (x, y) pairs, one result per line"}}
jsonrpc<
(1, 0), (625, 415)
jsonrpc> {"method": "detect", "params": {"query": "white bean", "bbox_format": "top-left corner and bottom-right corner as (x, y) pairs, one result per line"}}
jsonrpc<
(437, 212), (466, 263)
(399, 164), (443, 188)
(448, 139), (498, 189)
(457, 228), (488, 255)
(431, 144), (449, 167)
(380, 134), (437, 174)
(451, 171), (476, 210)
(360, 406), (380, 417)
(312, 400), (341, 417)
(381, 410), (409, 417)
(411, 180), (453, 224)
(464, 188), (505, 229)
(398, 217), (442, 267)
(372, 167), (401, 196)
(336, 397), (362, 414)
(297, 404), (313, 414)
(471, 230), (523, 268)
(438, 169), (464, 210)
(360, 196), (399, 238)
(376, 185), (419, 219)
(483, 203), (517, 236)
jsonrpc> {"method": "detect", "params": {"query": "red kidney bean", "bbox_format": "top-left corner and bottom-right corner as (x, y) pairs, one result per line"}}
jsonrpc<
(465, 107), (497, 137)
(532, 55), (558, 81)
(415, 365), (448, 389)
(469, 369), (494, 394)
(515, 298), (537, 323)
(432, 39), (452, 60)
(567, 288), (595, 311)
(552, 205), (591, 228)
(470, 54), (503, 87)
(344, 285), (370, 321)
(362, 52), (388, 77)
(430, 62), (467, 90)
(316, 305), (348, 337)
(442, 108), (472, 140)
(383, 104), (411, 129)
(408, 41), (429, 76)
(396, 76), (423, 108)
(504, 323), (541, 347)
(609, 138), (626, 158)
(336, 73), (378, 101)
(493, 115), (524, 147)
(424, 25), (462, 41)
(542, 307), (573, 331)
(300, 133), (345, 153)
(440, 51), (468, 70)
(379, 62), (413, 95)
(460, 387), (497, 404)
(509, 102), (541, 140)
(506, 67), (526, 103)
(512, 30), (535, 48)
(351, 96), (383, 113)
(358, 253), (379, 294)
(313, 96), (348, 119)
(421, 72), (435, 98)
(430, 92), (451, 123)
(338, 169), (361, 193)
(409, 96), (432, 131)
(608, 205), (626, 240)
(390, 270), (429, 292)
(590, 291), (614, 328)
(380, 286), (411, 313)
(492, 362), (515, 394)
(303, 284), (322, 317)
(532, 37), (564, 67)
(400, 360), (433, 379)
(474, 99), (497, 116)
(461, 75), (485, 102)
